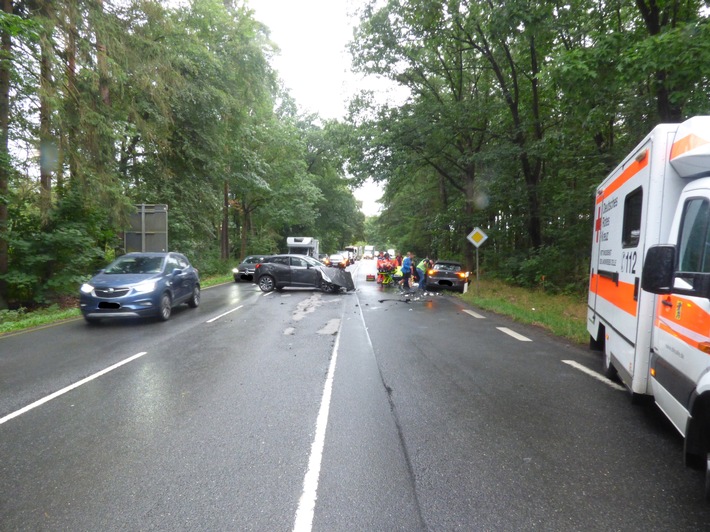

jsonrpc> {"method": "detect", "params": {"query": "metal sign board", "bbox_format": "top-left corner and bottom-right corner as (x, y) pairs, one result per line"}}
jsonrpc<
(125, 204), (168, 252)
(467, 227), (488, 248)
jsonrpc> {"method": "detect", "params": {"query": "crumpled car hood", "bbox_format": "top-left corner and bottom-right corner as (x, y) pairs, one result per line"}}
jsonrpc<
(318, 267), (355, 291)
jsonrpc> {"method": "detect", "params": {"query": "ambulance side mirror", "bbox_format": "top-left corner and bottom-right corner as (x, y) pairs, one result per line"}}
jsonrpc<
(641, 245), (675, 294)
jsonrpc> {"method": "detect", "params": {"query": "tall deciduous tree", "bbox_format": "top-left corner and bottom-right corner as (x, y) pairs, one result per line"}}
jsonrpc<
(37, 0), (54, 225)
(349, 0), (710, 289)
(1, 0), (368, 307)
(349, 1), (495, 267)
(0, 0), (15, 308)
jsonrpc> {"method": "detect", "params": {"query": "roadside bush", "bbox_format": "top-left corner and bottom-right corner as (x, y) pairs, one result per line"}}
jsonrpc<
(183, 247), (229, 277)
(499, 246), (586, 294)
(2, 223), (107, 304)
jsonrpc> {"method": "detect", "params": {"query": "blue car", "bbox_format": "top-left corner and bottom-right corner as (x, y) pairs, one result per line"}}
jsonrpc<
(79, 252), (200, 324)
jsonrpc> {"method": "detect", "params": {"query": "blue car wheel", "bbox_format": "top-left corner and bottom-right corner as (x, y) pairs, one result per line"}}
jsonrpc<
(188, 285), (200, 308)
(159, 293), (172, 321)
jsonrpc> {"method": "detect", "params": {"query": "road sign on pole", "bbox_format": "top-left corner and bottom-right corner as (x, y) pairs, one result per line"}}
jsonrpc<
(466, 227), (488, 295)
(467, 227), (488, 248)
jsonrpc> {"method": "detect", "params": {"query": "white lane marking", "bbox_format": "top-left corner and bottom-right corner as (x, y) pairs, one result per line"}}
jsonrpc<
(0, 351), (148, 426)
(317, 319), (340, 336)
(206, 305), (243, 323)
(293, 321), (343, 532)
(497, 327), (532, 342)
(463, 309), (485, 319)
(562, 360), (626, 391)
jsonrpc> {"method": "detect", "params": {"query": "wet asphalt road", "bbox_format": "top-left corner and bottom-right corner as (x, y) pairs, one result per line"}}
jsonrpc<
(2, 260), (710, 530)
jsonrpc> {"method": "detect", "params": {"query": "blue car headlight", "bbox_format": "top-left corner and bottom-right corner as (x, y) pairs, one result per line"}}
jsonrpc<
(133, 279), (158, 294)
(232, 268), (239, 274)
(80, 283), (94, 294)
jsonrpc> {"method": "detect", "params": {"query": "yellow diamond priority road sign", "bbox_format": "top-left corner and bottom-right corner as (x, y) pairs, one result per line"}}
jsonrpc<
(467, 227), (488, 248)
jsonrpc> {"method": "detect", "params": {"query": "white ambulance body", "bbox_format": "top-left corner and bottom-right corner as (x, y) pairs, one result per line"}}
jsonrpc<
(587, 116), (710, 497)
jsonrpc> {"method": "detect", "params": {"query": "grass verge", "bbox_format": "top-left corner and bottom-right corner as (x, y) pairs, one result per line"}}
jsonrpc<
(0, 306), (81, 334)
(460, 278), (588, 345)
(0, 274), (234, 335)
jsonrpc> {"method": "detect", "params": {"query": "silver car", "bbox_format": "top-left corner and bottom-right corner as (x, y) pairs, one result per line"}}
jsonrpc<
(233, 255), (268, 282)
(425, 260), (469, 293)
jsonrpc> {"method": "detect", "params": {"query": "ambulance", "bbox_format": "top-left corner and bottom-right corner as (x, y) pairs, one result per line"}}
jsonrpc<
(587, 116), (710, 497)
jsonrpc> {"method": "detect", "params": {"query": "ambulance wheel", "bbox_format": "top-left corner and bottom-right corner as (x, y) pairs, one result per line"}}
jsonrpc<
(705, 453), (710, 502)
(589, 333), (603, 352)
(603, 349), (617, 380)
(603, 347), (619, 381)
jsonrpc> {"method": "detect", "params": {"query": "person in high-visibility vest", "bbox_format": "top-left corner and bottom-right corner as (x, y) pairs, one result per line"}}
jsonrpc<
(416, 257), (429, 289)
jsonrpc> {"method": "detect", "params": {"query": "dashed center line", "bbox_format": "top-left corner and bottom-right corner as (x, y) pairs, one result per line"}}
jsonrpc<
(293, 320), (342, 531)
(463, 309), (485, 319)
(0, 351), (148, 426)
(562, 360), (626, 391)
(206, 305), (243, 323)
(497, 327), (532, 342)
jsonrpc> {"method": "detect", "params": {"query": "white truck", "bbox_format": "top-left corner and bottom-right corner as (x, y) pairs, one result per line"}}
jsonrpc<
(287, 236), (319, 258)
(587, 116), (710, 497)
(363, 245), (375, 259)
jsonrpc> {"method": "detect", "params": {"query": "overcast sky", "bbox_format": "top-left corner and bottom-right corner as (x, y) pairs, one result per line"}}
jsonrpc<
(247, 0), (384, 216)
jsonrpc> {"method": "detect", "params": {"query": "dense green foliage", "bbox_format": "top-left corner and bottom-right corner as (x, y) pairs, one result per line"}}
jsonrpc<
(0, 0), (364, 308)
(3, 0), (710, 309)
(348, 0), (710, 293)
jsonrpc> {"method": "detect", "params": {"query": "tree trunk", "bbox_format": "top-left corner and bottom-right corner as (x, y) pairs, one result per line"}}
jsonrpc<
(65, 0), (78, 188)
(221, 180), (229, 259)
(635, 0), (683, 122)
(0, 0), (13, 308)
(240, 200), (249, 260)
(96, 0), (110, 108)
(89, 0), (111, 178)
(39, 0), (54, 225)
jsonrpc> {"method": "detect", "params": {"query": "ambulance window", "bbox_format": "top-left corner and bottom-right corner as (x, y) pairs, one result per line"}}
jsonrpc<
(622, 188), (643, 248)
(678, 199), (710, 273)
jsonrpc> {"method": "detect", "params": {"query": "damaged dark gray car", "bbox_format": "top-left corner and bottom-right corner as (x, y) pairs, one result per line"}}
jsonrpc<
(253, 254), (354, 293)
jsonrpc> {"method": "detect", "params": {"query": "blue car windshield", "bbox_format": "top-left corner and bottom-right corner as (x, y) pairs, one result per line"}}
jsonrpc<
(105, 256), (164, 274)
